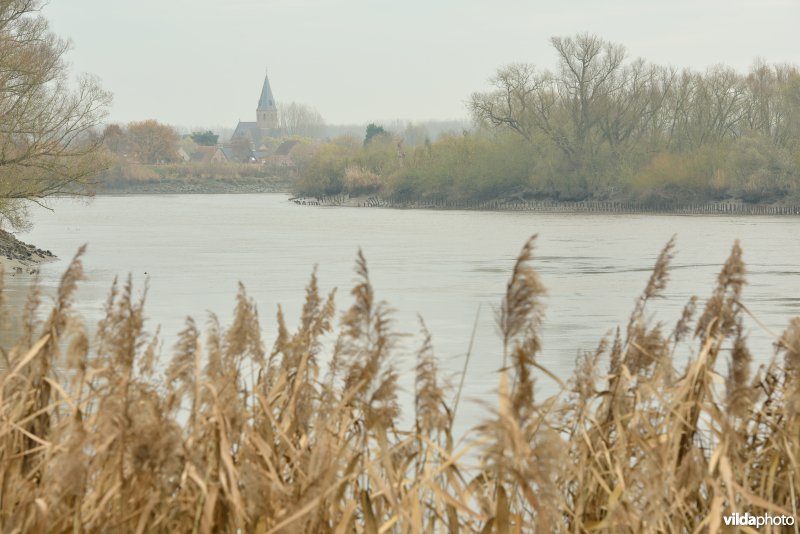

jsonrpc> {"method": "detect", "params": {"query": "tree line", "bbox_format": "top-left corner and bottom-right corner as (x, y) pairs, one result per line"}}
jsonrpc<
(294, 33), (800, 205)
(102, 121), (181, 164)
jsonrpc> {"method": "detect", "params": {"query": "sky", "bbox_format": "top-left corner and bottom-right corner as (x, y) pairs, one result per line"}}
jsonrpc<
(46, 0), (800, 129)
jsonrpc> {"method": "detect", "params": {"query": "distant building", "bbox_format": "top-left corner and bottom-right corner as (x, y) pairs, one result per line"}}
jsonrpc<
(220, 145), (257, 163)
(232, 72), (282, 148)
(268, 139), (300, 167)
(189, 146), (219, 163)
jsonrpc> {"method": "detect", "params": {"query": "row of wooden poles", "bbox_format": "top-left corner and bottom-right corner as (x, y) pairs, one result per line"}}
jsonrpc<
(296, 195), (800, 215)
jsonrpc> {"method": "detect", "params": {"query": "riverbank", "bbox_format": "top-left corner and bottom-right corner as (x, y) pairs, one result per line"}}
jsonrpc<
(292, 194), (800, 215)
(0, 229), (56, 272)
(97, 174), (292, 195)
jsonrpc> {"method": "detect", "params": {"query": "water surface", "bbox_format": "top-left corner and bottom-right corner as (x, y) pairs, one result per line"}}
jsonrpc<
(4, 194), (799, 431)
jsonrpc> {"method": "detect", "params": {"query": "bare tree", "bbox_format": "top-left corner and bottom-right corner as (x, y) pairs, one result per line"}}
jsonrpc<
(689, 66), (747, 145)
(471, 34), (629, 170)
(470, 63), (544, 143)
(549, 34), (626, 163)
(0, 0), (112, 230)
(279, 102), (325, 138)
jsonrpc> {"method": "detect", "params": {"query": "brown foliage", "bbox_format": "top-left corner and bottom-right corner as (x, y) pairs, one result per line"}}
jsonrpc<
(1, 1), (112, 231)
(1, 238), (799, 532)
(124, 120), (180, 164)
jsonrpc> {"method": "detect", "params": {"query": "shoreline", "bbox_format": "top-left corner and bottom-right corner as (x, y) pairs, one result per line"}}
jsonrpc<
(93, 170), (293, 196)
(0, 229), (57, 273)
(290, 194), (800, 216)
(88, 177), (800, 216)
(95, 179), (291, 196)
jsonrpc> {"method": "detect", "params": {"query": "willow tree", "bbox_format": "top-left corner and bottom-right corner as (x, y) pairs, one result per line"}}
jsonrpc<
(0, 0), (111, 231)
(469, 34), (683, 197)
(470, 35), (634, 176)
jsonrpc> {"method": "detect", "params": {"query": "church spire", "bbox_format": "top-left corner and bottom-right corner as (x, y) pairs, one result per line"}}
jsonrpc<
(257, 72), (276, 111)
(256, 71), (278, 129)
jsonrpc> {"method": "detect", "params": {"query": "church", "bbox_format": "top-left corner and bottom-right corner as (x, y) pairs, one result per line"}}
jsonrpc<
(231, 72), (282, 148)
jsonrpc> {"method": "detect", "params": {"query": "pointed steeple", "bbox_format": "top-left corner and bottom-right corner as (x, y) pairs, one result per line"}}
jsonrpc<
(256, 70), (279, 129)
(257, 71), (276, 111)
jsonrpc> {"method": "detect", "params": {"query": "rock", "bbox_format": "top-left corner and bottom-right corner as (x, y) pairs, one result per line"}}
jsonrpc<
(0, 229), (58, 269)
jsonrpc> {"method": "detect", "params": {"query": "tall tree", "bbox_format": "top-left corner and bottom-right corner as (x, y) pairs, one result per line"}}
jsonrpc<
(126, 120), (179, 164)
(279, 102), (325, 138)
(364, 123), (387, 146)
(0, 0), (112, 230)
(550, 33), (626, 162)
(190, 130), (218, 146)
(102, 124), (127, 155)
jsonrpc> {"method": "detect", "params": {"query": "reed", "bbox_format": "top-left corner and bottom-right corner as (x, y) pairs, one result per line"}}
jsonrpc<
(1, 237), (798, 532)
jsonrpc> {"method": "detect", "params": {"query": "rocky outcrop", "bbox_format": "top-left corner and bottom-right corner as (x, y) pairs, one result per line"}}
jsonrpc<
(0, 229), (56, 271)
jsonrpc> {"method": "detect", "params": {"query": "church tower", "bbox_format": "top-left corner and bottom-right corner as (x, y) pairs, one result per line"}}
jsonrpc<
(256, 72), (279, 129)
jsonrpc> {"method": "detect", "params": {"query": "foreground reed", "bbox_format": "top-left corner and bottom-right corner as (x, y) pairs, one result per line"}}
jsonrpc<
(1, 237), (799, 533)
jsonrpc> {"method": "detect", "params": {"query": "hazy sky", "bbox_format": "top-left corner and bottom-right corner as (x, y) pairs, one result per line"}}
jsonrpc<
(47, 0), (800, 129)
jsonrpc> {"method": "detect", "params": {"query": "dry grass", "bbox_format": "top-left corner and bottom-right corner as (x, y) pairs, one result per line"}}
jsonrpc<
(1, 236), (799, 532)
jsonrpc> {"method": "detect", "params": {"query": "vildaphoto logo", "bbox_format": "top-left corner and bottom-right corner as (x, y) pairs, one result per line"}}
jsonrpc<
(723, 512), (795, 527)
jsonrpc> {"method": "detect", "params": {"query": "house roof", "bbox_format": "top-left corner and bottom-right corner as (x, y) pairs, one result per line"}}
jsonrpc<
(190, 146), (217, 162)
(219, 145), (257, 162)
(275, 139), (300, 156)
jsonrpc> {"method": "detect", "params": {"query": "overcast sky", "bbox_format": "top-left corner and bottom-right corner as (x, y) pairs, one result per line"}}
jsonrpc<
(47, 0), (800, 129)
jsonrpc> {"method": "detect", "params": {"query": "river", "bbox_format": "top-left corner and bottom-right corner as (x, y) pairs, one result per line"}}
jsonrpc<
(3, 194), (799, 431)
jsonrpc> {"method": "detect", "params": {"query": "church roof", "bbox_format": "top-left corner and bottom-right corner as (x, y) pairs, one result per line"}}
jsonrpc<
(232, 121), (283, 144)
(258, 73), (276, 111)
(233, 121), (259, 139)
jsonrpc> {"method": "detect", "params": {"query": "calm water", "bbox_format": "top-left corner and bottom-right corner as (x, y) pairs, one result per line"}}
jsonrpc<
(3, 194), (799, 430)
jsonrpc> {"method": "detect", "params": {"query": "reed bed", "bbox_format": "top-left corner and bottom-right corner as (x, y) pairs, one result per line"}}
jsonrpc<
(1, 237), (799, 533)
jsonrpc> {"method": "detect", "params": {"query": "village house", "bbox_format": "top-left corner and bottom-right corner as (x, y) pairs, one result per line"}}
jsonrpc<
(268, 139), (299, 167)
(180, 72), (295, 166)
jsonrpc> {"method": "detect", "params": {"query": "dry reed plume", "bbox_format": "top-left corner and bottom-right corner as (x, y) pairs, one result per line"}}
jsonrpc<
(1, 237), (799, 532)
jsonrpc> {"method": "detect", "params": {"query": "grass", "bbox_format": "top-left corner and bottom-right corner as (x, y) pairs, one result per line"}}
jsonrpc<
(1, 237), (799, 532)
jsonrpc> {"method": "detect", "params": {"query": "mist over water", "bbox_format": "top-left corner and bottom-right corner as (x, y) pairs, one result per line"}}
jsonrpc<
(5, 194), (799, 431)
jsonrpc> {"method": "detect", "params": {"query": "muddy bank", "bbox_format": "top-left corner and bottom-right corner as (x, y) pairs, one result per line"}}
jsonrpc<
(291, 194), (800, 215)
(0, 229), (56, 272)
